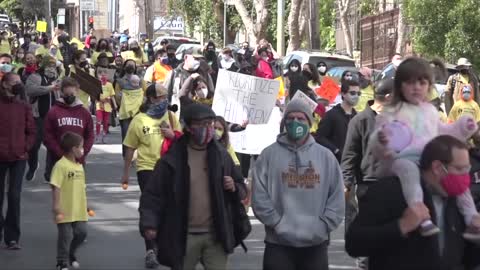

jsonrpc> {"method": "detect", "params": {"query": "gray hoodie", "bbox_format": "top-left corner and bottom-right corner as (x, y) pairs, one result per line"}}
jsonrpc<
(252, 134), (345, 247)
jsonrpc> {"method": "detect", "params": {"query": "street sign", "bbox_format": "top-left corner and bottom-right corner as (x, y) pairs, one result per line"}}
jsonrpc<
(58, 8), (66, 16)
(80, 0), (95, 11)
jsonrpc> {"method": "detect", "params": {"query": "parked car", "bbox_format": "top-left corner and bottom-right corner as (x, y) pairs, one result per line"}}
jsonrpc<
(327, 66), (380, 83)
(283, 50), (355, 74)
(152, 36), (200, 51)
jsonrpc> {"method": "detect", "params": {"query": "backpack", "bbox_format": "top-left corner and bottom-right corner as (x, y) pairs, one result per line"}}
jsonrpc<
(231, 187), (252, 252)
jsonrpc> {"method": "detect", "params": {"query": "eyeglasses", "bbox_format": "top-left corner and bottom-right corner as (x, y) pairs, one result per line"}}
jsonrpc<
(443, 164), (471, 175)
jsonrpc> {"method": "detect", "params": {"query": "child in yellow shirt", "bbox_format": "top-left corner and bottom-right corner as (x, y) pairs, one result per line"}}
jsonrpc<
(448, 85), (480, 123)
(95, 69), (117, 143)
(51, 132), (88, 270)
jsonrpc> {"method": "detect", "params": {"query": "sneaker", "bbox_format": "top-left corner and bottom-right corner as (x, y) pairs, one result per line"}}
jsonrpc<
(145, 249), (159, 269)
(419, 222), (440, 237)
(69, 255), (80, 269)
(101, 134), (107, 144)
(25, 162), (39, 181)
(6, 241), (21, 250)
(56, 261), (69, 270)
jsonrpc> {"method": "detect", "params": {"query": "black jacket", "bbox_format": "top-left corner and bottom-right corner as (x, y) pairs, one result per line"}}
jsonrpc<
(345, 177), (479, 270)
(139, 136), (247, 268)
(341, 101), (377, 187)
(315, 103), (356, 161)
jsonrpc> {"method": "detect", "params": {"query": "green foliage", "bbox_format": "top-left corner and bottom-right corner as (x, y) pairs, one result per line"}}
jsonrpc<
(404, 0), (480, 69)
(318, 0), (335, 50)
(359, 0), (378, 16)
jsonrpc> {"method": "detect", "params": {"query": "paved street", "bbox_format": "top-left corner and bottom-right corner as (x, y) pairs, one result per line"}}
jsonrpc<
(1, 127), (356, 270)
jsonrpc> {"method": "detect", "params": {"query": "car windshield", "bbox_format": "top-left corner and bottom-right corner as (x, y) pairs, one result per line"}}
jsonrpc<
(308, 56), (355, 69)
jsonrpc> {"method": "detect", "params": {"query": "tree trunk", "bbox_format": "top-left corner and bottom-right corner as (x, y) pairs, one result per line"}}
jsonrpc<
(310, 0), (320, 49)
(395, 3), (406, 54)
(337, 0), (353, 56)
(233, 0), (270, 43)
(299, 0), (308, 41)
(144, 0), (154, 38)
(286, 0), (303, 53)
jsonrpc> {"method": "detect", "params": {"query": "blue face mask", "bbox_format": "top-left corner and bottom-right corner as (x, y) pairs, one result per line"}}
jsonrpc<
(146, 99), (168, 118)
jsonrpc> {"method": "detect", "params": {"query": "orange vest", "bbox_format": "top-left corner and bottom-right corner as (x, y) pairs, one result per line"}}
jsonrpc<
(153, 62), (172, 83)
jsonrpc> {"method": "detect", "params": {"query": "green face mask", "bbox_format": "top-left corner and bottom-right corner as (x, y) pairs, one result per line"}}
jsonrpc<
(286, 120), (309, 141)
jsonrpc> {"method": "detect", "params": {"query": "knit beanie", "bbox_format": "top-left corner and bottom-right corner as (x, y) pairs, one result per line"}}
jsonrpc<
(183, 103), (216, 125)
(283, 99), (314, 126)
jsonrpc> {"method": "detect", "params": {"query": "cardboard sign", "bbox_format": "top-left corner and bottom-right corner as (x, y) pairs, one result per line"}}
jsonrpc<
(36, 21), (47, 33)
(291, 90), (318, 112)
(229, 107), (282, 155)
(212, 69), (280, 125)
(71, 68), (102, 101)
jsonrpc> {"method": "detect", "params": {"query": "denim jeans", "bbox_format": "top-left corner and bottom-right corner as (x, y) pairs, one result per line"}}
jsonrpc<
(0, 160), (27, 244)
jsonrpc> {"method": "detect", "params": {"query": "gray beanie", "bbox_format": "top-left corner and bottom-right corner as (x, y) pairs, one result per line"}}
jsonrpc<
(283, 99), (314, 126)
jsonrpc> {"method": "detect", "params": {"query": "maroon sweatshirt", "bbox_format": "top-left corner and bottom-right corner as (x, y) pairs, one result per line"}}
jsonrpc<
(43, 98), (94, 163)
(0, 96), (36, 162)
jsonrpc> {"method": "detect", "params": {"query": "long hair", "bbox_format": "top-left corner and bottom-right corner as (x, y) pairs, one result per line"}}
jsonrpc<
(215, 116), (230, 147)
(391, 57), (433, 106)
(0, 72), (27, 101)
(96, 38), (110, 52)
(304, 63), (320, 83)
(120, 59), (138, 77)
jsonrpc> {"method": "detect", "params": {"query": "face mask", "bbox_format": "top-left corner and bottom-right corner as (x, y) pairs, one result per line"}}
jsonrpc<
(285, 120), (309, 141)
(64, 95), (76, 105)
(302, 70), (312, 80)
(130, 46), (139, 50)
(262, 56), (269, 62)
(460, 69), (469, 75)
(197, 88), (208, 98)
(441, 166), (471, 196)
(99, 44), (107, 50)
(146, 99), (168, 119)
(125, 65), (135, 74)
(0, 63), (13, 73)
(90, 43), (97, 48)
(100, 75), (108, 85)
(344, 75), (353, 80)
(290, 66), (299, 72)
(17, 54), (24, 59)
(318, 66), (327, 74)
(345, 94), (360, 106)
(79, 61), (88, 68)
(191, 60), (200, 71)
(11, 83), (24, 95)
(190, 126), (214, 146)
(393, 59), (402, 67)
(214, 129), (224, 140)
(462, 92), (471, 101)
(168, 53), (175, 58)
(359, 77), (370, 89)
(160, 57), (169, 65)
(44, 67), (57, 79)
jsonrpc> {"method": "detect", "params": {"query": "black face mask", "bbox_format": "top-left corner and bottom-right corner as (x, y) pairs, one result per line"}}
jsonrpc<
(11, 83), (24, 95)
(167, 53), (175, 58)
(90, 43), (97, 49)
(99, 44), (107, 50)
(125, 65), (135, 74)
(460, 69), (469, 75)
(359, 77), (370, 89)
(302, 70), (313, 80)
(79, 61), (88, 68)
(64, 95), (76, 105)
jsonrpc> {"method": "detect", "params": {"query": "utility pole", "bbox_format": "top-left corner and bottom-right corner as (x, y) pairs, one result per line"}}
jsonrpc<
(223, 2), (227, 47)
(310, 0), (320, 49)
(277, 0), (285, 56)
(144, 0), (154, 38)
(47, 0), (53, 35)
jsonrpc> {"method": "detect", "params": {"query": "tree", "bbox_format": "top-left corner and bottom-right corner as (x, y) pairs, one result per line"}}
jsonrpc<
(286, 0), (303, 52)
(233, 0), (271, 43)
(395, 1), (406, 54)
(318, 0), (336, 50)
(337, 0), (353, 56)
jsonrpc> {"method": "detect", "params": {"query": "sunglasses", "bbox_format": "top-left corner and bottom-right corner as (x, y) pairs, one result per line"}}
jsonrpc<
(348, 91), (361, 96)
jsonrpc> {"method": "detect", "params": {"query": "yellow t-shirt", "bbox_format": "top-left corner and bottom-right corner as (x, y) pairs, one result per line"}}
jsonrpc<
(310, 114), (322, 133)
(355, 85), (374, 112)
(226, 144), (240, 166)
(96, 82), (116, 112)
(118, 88), (144, 120)
(121, 50), (148, 65)
(90, 51), (113, 66)
(50, 157), (88, 224)
(0, 41), (11, 54)
(448, 99), (480, 122)
(123, 112), (182, 171)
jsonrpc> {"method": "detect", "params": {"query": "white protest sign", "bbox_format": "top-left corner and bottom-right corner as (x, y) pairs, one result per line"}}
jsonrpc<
(212, 69), (280, 125)
(230, 107), (282, 155)
(291, 90), (318, 112)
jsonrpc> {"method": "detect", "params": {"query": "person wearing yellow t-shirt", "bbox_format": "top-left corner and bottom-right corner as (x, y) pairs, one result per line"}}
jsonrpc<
(69, 50), (94, 110)
(120, 38), (149, 66)
(0, 31), (11, 54)
(448, 85), (480, 123)
(90, 38), (114, 66)
(121, 83), (180, 266)
(95, 70), (117, 143)
(355, 67), (374, 112)
(143, 49), (172, 86)
(50, 132), (88, 269)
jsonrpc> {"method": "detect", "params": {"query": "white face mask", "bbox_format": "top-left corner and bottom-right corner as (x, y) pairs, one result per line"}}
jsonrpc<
(198, 87), (208, 98)
(290, 66), (299, 72)
(318, 66), (327, 74)
(262, 56), (269, 61)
